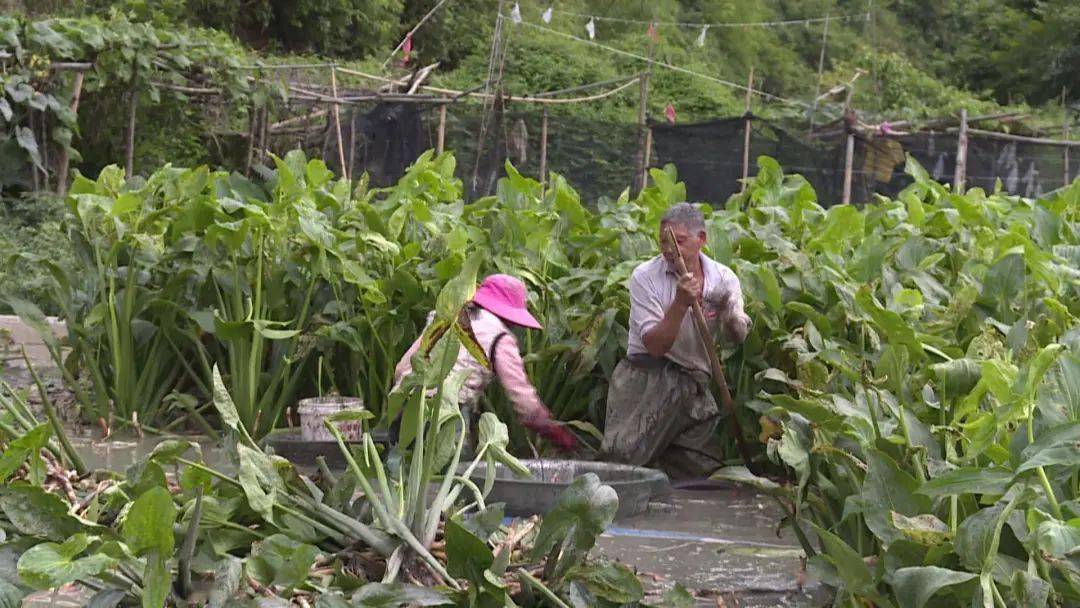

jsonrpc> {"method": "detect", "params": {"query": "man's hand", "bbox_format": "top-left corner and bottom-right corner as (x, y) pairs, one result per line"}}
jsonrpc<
(675, 272), (701, 309)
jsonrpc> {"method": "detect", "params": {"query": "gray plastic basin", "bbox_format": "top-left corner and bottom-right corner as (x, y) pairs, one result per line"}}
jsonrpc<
(462, 459), (671, 519)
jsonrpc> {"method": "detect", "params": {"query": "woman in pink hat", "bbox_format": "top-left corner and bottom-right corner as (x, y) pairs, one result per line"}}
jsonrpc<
(393, 274), (578, 452)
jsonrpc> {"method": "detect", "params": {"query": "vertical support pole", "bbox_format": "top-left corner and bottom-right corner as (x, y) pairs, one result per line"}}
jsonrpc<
(1063, 88), (1070, 187)
(125, 88), (137, 178)
(56, 70), (84, 196)
(953, 108), (968, 193)
(809, 14), (830, 134)
(539, 107), (548, 184)
(258, 105), (269, 166)
(436, 104), (447, 155)
(633, 47), (655, 193)
(330, 66), (348, 180)
(842, 108), (855, 205)
(741, 67), (754, 192)
(642, 126), (653, 187)
(30, 112), (39, 192)
(244, 102), (258, 177)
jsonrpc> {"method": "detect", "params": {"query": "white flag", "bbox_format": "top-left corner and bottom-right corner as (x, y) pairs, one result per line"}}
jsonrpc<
(542, 6), (553, 23)
(697, 25), (708, 46)
(510, 2), (521, 24)
(586, 17), (595, 39)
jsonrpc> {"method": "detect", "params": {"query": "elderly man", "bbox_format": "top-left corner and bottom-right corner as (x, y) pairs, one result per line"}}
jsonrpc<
(602, 203), (750, 481)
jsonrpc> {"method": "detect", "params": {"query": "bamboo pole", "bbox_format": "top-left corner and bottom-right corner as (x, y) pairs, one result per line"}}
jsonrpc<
(56, 71), (84, 196)
(633, 51), (654, 194)
(741, 67), (754, 192)
(959, 128), (1080, 147)
(436, 104), (447, 155)
(330, 66), (348, 180)
(841, 107), (855, 205)
(125, 89), (137, 178)
(1063, 88), (1070, 187)
(539, 108), (548, 183)
(642, 126), (653, 187)
(1065, 121), (1071, 187)
(244, 102), (258, 176)
(953, 108), (968, 193)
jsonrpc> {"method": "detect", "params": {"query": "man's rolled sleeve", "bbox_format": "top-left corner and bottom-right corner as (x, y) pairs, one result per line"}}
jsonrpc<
(629, 271), (666, 343)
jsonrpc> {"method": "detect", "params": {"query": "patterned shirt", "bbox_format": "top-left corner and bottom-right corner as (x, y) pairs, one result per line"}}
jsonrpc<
(626, 253), (750, 376)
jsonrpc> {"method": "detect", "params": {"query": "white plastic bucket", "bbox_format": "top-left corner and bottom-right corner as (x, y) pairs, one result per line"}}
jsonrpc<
(297, 396), (366, 442)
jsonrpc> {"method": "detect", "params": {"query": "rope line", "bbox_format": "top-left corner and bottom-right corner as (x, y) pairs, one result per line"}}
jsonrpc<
(510, 17), (814, 110)
(536, 8), (870, 29)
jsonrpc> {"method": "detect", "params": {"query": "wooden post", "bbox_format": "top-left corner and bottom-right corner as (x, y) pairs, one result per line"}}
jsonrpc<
(842, 108), (855, 205)
(1064, 120), (1071, 187)
(953, 108), (968, 193)
(539, 108), (548, 183)
(258, 105), (269, 166)
(633, 46), (655, 193)
(1063, 88), (1071, 187)
(56, 71), (84, 196)
(330, 66), (348, 180)
(244, 102), (258, 176)
(642, 126), (653, 187)
(741, 67), (754, 192)
(125, 89), (137, 178)
(436, 104), (447, 155)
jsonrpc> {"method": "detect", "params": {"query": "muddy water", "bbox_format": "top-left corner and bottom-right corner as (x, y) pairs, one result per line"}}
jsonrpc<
(599, 487), (830, 606)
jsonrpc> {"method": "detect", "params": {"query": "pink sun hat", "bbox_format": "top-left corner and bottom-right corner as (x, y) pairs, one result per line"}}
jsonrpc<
(472, 274), (543, 330)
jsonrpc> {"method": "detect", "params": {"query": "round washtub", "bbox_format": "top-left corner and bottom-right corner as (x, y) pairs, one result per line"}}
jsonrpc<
(461, 459), (671, 519)
(262, 428), (390, 471)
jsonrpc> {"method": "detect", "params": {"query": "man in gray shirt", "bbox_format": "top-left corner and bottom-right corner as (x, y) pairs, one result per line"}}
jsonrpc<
(601, 203), (750, 480)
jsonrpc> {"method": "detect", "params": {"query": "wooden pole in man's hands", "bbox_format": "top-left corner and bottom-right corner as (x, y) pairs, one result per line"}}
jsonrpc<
(665, 227), (754, 471)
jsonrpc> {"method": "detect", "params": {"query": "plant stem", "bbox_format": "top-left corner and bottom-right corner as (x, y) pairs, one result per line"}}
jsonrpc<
(518, 569), (571, 608)
(21, 347), (87, 475)
(1027, 413), (1063, 519)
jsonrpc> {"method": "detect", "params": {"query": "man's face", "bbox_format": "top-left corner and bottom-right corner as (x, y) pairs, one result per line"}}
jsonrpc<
(660, 222), (706, 266)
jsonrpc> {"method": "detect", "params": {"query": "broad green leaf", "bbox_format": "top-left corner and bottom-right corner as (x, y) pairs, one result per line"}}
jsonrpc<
(122, 487), (176, 556)
(1017, 421), (1080, 472)
(17, 534), (116, 589)
(211, 365), (242, 434)
(954, 504), (1005, 571)
(918, 467), (1014, 498)
(1033, 520), (1080, 558)
(809, 523), (881, 600)
(891, 513), (952, 546)
(892, 566), (977, 608)
(566, 561), (644, 604)
(444, 518), (493, 580)
(247, 534), (322, 592)
(1011, 569), (1051, 608)
(531, 473), (618, 559)
(710, 466), (792, 497)
(0, 580), (24, 608)
(434, 253), (482, 322)
(860, 449), (931, 545)
(932, 358), (982, 398)
(0, 485), (85, 541)
(0, 423), (52, 484)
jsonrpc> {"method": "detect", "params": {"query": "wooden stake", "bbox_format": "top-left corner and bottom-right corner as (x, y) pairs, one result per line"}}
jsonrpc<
(953, 108), (968, 193)
(642, 126), (653, 186)
(258, 105), (269, 166)
(244, 102), (258, 176)
(330, 66), (348, 180)
(56, 70), (84, 196)
(841, 105), (856, 205)
(633, 46), (655, 193)
(125, 89), (137, 178)
(1063, 88), (1071, 187)
(741, 67), (754, 192)
(436, 104), (447, 155)
(539, 108), (548, 183)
